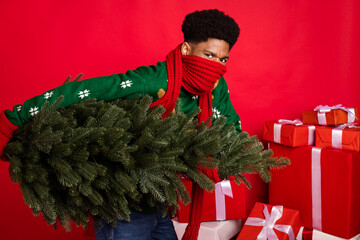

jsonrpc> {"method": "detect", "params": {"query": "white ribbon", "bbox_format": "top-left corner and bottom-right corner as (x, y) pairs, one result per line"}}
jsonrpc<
(314, 104), (347, 113)
(274, 119), (303, 144)
(336, 122), (359, 130)
(317, 112), (327, 125)
(273, 123), (282, 143)
(278, 119), (303, 126)
(308, 126), (316, 145)
(330, 123), (359, 149)
(244, 205), (296, 240)
(314, 104), (357, 125)
(331, 129), (343, 149)
(311, 147), (322, 230)
(215, 180), (233, 220)
(348, 108), (356, 123)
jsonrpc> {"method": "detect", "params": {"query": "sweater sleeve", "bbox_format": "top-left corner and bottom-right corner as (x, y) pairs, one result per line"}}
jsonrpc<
(212, 77), (242, 133)
(0, 61), (168, 157)
(4, 68), (150, 127)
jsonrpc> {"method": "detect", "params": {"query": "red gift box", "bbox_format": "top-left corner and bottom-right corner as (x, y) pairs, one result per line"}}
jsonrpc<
(263, 120), (315, 147)
(269, 143), (360, 239)
(302, 105), (358, 126)
(177, 179), (246, 222)
(316, 125), (360, 152)
(237, 202), (302, 240)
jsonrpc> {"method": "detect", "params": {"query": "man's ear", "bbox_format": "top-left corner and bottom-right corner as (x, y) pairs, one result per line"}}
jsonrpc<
(181, 42), (191, 55)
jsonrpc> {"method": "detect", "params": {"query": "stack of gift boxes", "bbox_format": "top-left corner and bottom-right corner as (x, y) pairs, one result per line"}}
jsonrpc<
(174, 165), (268, 239)
(173, 178), (246, 239)
(238, 105), (360, 239)
(175, 105), (360, 240)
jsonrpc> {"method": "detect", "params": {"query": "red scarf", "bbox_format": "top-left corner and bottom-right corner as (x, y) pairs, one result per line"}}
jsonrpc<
(151, 44), (226, 240)
(150, 44), (226, 125)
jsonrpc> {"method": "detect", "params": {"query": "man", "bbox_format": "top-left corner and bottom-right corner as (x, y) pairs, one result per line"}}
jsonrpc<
(0, 9), (240, 240)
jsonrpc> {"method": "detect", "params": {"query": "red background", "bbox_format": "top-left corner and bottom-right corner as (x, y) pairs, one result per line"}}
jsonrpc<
(0, 1), (359, 239)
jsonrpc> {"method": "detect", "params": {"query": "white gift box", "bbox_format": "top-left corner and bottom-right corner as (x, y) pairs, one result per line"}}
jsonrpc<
(296, 227), (360, 240)
(172, 218), (242, 240)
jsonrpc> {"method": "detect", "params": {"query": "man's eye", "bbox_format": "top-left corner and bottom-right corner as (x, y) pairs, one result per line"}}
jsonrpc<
(205, 53), (213, 58)
(220, 58), (228, 63)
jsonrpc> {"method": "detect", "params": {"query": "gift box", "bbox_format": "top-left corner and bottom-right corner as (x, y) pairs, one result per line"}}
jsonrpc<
(296, 227), (360, 240)
(172, 217), (242, 240)
(269, 143), (360, 239)
(177, 179), (246, 223)
(315, 125), (360, 152)
(302, 105), (358, 126)
(237, 202), (302, 240)
(263, 120), (315, 147)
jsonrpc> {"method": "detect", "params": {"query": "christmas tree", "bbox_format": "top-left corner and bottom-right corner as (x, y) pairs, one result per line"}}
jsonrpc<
(3, 94), (288, 231)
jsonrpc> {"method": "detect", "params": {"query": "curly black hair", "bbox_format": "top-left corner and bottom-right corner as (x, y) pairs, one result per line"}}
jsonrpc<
(182, 9), (240, 50)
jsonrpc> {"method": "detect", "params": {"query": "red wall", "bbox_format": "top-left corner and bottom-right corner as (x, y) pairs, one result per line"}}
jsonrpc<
(1, 1), (359, 239)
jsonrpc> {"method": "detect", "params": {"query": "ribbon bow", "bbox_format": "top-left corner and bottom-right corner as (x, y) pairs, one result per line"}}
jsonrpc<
(314, 104), (342, 113)
(278, 119), (303, 126)
(245, 205), (296, 240)
(314, 104), (358, 119)
(335, 122), (360, 130)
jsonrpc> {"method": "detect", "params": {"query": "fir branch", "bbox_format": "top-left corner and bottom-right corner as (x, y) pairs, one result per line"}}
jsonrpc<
(73, 73), (84, 82)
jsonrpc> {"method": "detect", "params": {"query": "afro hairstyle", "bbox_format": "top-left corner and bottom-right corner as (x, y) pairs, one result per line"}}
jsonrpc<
(182, 9), (240, 50)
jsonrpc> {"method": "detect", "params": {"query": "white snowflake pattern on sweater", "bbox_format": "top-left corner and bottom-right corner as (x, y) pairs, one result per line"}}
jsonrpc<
(212, 107), (221, 119)
(17, 106), (22, 112)
(44, 91), (54, 99)
(29, 107), (39, 116)
(78, 89), (90, 99)
(120, 80), (133, 89)
(192, 95), (199, 100)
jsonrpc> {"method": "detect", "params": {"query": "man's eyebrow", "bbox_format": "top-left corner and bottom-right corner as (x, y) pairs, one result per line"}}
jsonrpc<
(203, 50), (229, 59)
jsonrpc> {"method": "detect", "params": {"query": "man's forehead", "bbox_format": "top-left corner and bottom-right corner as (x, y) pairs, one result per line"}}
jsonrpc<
(191, 39), (230, 54)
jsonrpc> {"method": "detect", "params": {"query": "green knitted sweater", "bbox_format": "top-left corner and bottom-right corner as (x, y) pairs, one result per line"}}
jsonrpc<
(5, 61), (241, 132)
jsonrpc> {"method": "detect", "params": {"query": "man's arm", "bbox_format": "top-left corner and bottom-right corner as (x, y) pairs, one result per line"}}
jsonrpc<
(5, 71), (146, 127)
(0, 61), (167, 156)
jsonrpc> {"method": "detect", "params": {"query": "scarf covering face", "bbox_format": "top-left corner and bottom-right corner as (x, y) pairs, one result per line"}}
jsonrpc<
(150, 44), (227, 125)
(150, 44), (227, 240)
